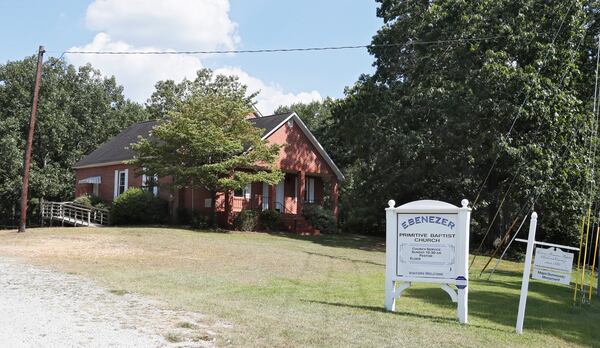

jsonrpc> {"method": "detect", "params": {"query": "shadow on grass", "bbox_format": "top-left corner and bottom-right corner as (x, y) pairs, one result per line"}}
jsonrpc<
(304, 300), (509, 333)
(308, 284), (599, 347)
(108, 226), (386, 252)
(267, 231), (386, 252)
(305, 299), (457, 322)
(474, 269), (583, 300)
(303, 251), (384, 266)
(469, 287), (599, 346)
(474, 277), (598, 346)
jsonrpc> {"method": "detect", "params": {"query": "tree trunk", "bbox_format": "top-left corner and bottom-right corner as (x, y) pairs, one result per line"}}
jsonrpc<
(210, 190), (217, 228)
(39, 197), (44, 227)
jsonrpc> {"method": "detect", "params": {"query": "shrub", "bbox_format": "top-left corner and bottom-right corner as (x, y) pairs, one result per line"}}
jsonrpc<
(90, 195), (106, 208)
(177, 208), (192, 225)
(73, 194), (92, 207)
(341, 206), (377, 234)
(176, 208), (211, 229)
(94, 201), (109, 210)
(74, 194), (107, 209)
(303, 204), (337, 234)
(233, 210), (258, 231)
(259, 209), (281, 231)
(111, 188), (168, 225)
(191, 212), (210, 230)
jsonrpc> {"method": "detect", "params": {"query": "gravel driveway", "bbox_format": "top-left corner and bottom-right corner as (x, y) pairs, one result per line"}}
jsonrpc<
(0, 257), (222, 347)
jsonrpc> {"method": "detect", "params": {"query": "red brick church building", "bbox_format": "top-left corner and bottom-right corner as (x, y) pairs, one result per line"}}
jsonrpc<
(73, 112), (344, 233)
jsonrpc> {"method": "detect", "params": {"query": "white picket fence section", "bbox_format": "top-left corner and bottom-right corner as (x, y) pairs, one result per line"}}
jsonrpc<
(41, 201), (110, 227)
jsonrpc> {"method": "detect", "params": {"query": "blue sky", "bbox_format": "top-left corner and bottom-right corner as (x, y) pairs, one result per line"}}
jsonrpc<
(0, 0), (381, 113)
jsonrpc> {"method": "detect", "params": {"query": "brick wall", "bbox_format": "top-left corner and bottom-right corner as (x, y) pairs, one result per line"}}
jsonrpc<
(74, 163), (172, 203)
(266, 119), (334, 176)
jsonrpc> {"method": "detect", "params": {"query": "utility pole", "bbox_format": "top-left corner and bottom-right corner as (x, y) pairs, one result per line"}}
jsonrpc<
(18, 46), (45, 233)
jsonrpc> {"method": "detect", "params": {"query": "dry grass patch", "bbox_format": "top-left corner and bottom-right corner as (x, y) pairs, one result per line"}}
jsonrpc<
(164, 332), (183, 343)
(109, 289), (129, 296)
(177, 321), (198, 329)
(0, 227), (597, 347)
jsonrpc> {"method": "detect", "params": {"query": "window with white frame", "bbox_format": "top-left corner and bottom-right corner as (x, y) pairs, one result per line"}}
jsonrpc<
(113, 169), (128, 198)
(234, 183), (252, 199)
(142, 172), (159, 197)
(305, 177), (315, 203)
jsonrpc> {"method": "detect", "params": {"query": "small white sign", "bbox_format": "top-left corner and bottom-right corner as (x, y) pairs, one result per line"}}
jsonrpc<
(532, 247), (573, 285)
(533, 247), (574, 273)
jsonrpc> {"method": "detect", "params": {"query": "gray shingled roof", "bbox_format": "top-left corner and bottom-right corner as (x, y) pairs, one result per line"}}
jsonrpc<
(248, 112), (293, 137)
(73, 113), (293, 168)
(74, 120), (157, 168)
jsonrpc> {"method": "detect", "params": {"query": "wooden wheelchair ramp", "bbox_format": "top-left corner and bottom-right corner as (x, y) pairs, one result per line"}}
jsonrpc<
(41, 201), (110, 227)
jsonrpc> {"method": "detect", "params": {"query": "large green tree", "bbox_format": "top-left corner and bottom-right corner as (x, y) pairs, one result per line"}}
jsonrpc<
(330, 0), (599, 247)
(0, 56), (148, 226)
(274, 99), (333, 136)
(132, 70), (283, 225)
(146, 69), (256, 118)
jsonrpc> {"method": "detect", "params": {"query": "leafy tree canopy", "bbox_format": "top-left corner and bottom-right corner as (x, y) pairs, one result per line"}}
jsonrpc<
(0, 56), (148, 225)
(274, 98), (333, 136)
(330, 0), (599, 246)
(146, 69), (255, 119)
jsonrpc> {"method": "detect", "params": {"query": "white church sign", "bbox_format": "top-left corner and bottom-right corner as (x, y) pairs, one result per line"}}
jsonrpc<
(385, 199), (471, 324)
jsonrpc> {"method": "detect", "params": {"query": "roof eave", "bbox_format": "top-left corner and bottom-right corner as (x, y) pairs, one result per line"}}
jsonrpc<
(73, 160), (126, 170)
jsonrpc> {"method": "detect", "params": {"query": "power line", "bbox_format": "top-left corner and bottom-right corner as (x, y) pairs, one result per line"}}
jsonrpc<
(59, 36), (506, 56)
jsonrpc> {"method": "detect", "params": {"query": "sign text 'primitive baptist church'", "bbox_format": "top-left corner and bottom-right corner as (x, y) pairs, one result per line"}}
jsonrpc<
(385, 199), (471, 324)
(397, 214), (457, 279)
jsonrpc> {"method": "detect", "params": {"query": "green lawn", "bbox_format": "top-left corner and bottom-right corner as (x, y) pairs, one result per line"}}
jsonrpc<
(0, 227), (598, 347)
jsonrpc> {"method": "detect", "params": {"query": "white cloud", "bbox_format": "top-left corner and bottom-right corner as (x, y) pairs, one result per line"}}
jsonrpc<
(85, 0), (239, 50)
(215, 67), (322, 114)
(68, 0), (322, 113)
(68, 33), (203, 102)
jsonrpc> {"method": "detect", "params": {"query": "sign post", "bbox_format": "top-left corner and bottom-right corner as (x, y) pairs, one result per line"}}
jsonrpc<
(516, 212), (537, 334)
(385, 199), (471, 324)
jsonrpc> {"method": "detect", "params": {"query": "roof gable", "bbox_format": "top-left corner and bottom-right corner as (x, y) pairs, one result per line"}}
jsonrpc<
(261, 113), (345, 181)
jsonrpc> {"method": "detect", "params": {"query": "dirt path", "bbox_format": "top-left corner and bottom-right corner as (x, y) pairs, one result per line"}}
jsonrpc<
(0, 257), (221, 347)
